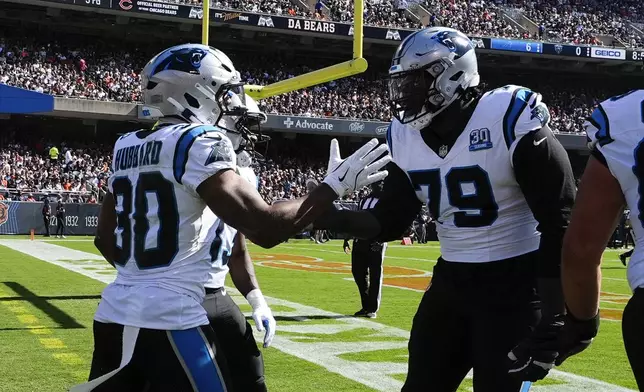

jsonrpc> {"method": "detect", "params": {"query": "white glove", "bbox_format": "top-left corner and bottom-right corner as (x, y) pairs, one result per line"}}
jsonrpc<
(323, 138), (391, 198)
(246, 289), (276, 348)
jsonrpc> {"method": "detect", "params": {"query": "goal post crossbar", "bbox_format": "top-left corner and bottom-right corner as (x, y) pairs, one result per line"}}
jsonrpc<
(200, 0), (368, 100)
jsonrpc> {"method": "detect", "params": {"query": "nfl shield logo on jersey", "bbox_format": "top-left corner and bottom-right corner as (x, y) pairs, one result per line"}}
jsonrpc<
(438, 145), (449, 158)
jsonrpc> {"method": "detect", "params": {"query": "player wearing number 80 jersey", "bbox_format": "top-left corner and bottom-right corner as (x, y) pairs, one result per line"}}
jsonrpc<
(77, 43), (391, 392)
(316, 27), (577, 391)
(95, 122), (236, 331)
(558, 90), (644, 389)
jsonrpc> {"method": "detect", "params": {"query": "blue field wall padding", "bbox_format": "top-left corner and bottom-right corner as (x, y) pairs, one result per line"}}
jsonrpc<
(0, 84), (55, 114)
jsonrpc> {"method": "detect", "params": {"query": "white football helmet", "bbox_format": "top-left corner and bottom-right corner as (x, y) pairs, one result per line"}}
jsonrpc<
(388, 27), (480, 131)
(219, 94), (268, 153)
(141, 43), (246, 126)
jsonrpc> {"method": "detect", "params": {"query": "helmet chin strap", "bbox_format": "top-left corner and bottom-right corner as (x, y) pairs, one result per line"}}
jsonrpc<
(410, 88), (463, 132)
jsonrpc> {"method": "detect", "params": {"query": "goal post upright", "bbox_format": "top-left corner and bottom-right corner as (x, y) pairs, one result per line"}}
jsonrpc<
(244, 0), (368, 100)
(202, 0), (210, 45)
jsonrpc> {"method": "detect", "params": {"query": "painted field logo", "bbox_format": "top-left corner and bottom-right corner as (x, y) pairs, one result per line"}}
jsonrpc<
(253, 253), (627, 320)
(253, 253), (432, 291)
(0, 202), (8, 226)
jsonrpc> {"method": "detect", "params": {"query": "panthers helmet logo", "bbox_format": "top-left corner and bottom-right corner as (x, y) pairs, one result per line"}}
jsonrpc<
(428, 30), (473, 59)
(151, 47), (208, 76)
(0, 202), (8, 226)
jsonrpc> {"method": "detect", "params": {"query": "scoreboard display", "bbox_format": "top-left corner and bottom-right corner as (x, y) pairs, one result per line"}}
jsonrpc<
(488, 38), (638, 62)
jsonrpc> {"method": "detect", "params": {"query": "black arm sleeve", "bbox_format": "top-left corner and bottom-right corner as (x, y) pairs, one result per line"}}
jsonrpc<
(370, 162), (423, 241)
(314, 162), (422, 241)
(512, 126), (577, 279)
(591, 146), (608, 167)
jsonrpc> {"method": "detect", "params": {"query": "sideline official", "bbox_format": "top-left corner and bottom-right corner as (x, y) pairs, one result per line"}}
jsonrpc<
(55, 202), (66, 238)
(42, 198), (51, 237)
(345, 182), (387, 319)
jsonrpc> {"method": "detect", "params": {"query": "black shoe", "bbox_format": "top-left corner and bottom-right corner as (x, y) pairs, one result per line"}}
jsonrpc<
(353, 309), (368, 317)
(620, 254), (627, 266)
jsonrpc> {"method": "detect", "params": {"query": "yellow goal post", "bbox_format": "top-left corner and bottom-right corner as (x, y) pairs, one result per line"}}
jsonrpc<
(201, 0), (368, 100)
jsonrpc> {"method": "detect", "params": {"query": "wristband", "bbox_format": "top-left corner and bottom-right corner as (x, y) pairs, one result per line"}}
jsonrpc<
(246, 289), (268, 311)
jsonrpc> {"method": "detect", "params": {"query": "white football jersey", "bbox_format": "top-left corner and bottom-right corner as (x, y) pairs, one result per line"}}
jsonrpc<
(388, 85), (547, 262)
(205, 165), (258, 289)
(205, 221), (236, 289)
(586, 90), (644, 291)
(95, 122), (236, 330)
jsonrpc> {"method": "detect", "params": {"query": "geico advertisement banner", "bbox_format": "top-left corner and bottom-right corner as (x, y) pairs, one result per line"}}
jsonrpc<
(266, 115), (389, 137)
(0, 202), (101, 235)
(590, 47), (626, 60)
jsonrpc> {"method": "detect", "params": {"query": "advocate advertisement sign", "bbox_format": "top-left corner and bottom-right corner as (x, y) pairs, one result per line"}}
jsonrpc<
(265, 115), (389, 137)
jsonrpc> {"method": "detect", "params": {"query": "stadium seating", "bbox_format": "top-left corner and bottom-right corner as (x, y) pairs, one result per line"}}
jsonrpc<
(162, 0), (644, 47)
(0, 36), (619, 134)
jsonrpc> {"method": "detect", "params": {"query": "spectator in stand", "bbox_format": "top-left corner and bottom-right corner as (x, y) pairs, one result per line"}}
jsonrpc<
(49, 145), (59, 161)
(315, 0), (324, 18)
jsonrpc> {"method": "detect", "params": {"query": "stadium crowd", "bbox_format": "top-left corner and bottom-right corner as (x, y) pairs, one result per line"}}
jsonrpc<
(323, 0), (422, 29)
(509, 0), (644, 47)
(425, 0), (523, 39)
(158, 0), (644, 47)
(0, 139), (110, 203)
(1, 35), (628, 134)
(0, 132), (370, 204)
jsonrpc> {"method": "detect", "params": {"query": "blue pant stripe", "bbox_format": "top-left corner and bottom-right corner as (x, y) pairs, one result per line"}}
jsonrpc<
(170, 328), (225, 392)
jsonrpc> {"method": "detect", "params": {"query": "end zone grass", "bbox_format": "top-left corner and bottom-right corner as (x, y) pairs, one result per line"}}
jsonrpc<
(0, 239), (637, 391)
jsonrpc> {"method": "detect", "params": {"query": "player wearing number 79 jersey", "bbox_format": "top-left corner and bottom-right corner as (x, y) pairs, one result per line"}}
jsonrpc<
(559, 90), (644, 389)
(315, 27), (577, 391)
(75, 43), (390, 392)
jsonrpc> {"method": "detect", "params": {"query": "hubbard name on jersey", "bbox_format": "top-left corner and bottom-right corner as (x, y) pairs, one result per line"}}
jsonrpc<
(95, 122), (237, 331)
(378, 84), (574, 267)
(586, 89), (644, 291)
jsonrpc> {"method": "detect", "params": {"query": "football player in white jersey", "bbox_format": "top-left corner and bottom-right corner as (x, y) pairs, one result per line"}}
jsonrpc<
(558, 90), (644, 389)
(77, 43), (390, 392)
(315, 27), (577, 391)
(203, 150), (274, 392)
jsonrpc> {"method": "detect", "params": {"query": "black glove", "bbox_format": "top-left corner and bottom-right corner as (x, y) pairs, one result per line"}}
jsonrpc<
(555, 311), (599, 366)
(507, 315), (564, 382)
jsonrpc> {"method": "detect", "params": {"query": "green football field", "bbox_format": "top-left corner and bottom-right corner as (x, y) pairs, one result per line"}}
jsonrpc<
(0, 238), (637, 391)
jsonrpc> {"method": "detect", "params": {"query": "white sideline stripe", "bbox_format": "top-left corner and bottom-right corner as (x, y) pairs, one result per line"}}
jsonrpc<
(0, 240), (635, 392)
(278, 244), (439, 263)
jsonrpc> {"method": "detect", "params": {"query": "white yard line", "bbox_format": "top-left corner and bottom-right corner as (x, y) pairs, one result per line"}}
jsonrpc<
(0, 240), (635, 392)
